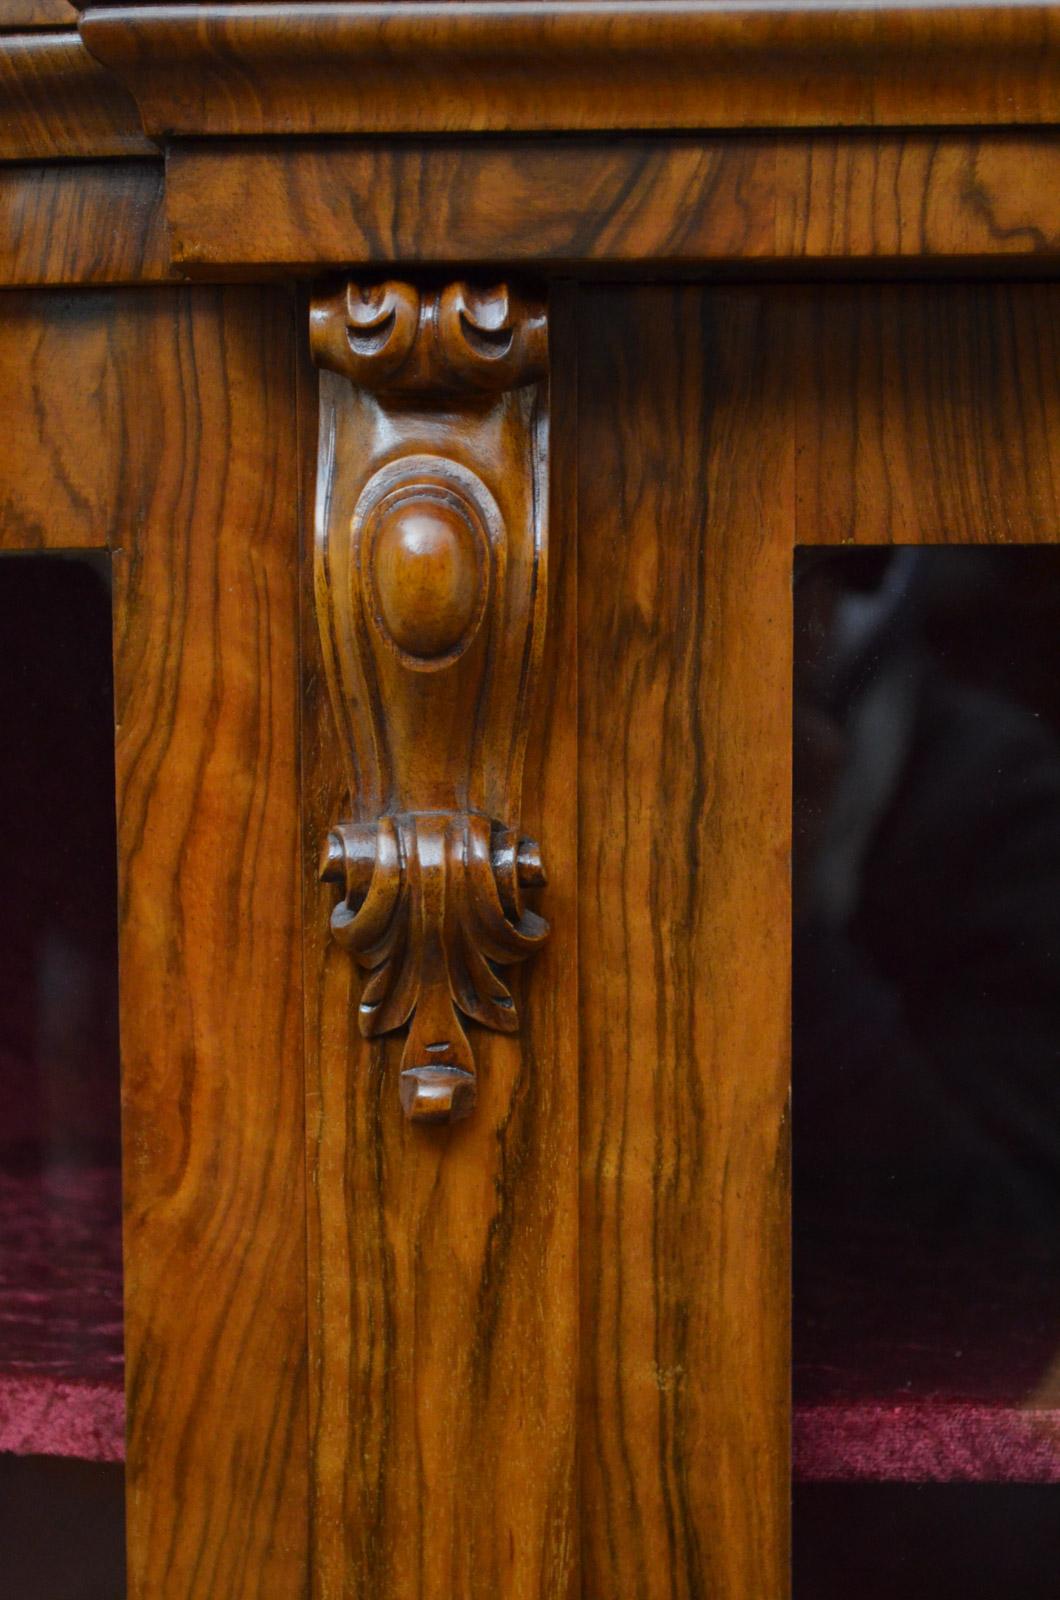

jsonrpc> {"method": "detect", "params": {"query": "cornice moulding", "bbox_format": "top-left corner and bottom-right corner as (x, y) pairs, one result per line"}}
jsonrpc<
(80, 1), (1060, 137)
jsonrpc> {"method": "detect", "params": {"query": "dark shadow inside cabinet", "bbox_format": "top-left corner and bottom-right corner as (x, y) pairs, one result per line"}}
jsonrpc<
(793, 547), (1060, 1595)
(0, 555), (125, 1597)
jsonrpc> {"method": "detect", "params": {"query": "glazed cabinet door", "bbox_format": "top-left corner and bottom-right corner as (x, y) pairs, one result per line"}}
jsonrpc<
(790, 285), (1060, 1597)
(0, 286), (309, 1599)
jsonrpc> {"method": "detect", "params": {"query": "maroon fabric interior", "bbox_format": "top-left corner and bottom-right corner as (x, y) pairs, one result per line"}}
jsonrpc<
(793, 551), (1060, 1491)
(0, 1162), (124, 1460)
(0, 556), (124, 1462)
(794, 1223), (1060, 1482)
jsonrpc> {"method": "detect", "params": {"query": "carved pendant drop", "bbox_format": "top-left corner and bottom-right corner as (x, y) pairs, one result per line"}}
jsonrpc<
(310, 282), (550, 1124)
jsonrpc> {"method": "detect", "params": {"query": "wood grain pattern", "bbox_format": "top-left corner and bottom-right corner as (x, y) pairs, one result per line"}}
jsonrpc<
(166, 133), (1060, 274)
(79, 1), (1060, 137)
(0, 0), (78, 27)
(166, 137), (776, 272)
(0, 31), (153, 158)
(300, 281), (577, 1597)
(0, 162), (171, 286)
(107, 286), (308, 1599)
(0, 291), (132, 550)
(794, 284), (1060, 544)
(577, 286), (791, 1599)
(776, 133), (1060, 261)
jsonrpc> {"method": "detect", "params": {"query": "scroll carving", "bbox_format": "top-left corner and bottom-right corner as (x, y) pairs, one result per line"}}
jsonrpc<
(310, 281), (549, 1125)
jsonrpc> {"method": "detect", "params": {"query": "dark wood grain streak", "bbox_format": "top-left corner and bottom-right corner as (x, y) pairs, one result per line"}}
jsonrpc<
(166, 133), (1060, 274)
(577, 286), (791, 1599)
(0, 163), (172, 286)
(794, 284), (1060, 544)
(81, 1), (1060, 138)
(107, 286), (308, 1599)
(776, 133), (1060, 261)
(0, 31), (153, 158)
(299, 282), (578, 1598)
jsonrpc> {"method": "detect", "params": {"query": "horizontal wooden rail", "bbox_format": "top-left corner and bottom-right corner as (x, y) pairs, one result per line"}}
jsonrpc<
(166, 133), (1060, 273)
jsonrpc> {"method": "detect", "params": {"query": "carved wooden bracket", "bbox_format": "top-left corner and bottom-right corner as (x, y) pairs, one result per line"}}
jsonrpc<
(310, 281), (550, 1125)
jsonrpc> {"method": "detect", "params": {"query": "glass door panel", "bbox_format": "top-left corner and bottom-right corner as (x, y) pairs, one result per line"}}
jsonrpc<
(0, 554), (124, 1596)
(793, 547), (1060, 1596)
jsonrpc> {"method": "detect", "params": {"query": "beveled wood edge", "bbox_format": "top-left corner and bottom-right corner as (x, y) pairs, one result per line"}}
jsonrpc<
(0, 30), (153, 159)
(80, 1), (1060, 138)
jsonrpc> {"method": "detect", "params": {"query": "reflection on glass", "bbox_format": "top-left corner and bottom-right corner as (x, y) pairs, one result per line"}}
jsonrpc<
(0, 555), (125, 1597)
(793, 548), (1060, 1598)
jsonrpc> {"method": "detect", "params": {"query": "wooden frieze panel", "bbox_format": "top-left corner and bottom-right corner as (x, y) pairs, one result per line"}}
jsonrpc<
(167, 132), (1060, 276)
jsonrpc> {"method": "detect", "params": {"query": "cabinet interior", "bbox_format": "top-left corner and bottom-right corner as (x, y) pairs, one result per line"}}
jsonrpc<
(793, 545), (1060, 1591)
(0, 554), (125, 1595)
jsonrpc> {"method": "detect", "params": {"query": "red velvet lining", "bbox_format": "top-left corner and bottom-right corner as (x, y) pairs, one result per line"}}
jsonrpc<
(795, 1403), (1060, 1483)
(794, 1225), (1060, 1482)
(0, 1164), (124, 1461)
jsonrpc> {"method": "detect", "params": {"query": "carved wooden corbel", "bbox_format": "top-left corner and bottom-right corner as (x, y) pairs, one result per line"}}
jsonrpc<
(310, 281), (550, 1125)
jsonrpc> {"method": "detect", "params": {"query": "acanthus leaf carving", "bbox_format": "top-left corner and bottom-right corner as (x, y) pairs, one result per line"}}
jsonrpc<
(311, 280), (550, 1124)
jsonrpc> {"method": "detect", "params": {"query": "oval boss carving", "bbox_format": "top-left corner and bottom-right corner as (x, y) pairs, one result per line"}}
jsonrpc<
(312, 281), (550, 1124)
(365, 478), (489, 669)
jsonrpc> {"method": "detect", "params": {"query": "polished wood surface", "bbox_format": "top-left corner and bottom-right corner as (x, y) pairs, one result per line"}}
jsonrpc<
(108, 287), (308, 1599)
(0, 133), (1051, 283)
(0, 291), (130, 549)
(0, 128), (1053, 282)
(80, 1), (1060, 138)
(794, 284), (1060, 545)
(0, 0), (78, 25)
(166, 132), (1060, 274)
(0, 162), (171, 285)
(165, 136), (771, 272)
(300, 280), (578, 1597)
(311, 281), (551, 1124)
(0, 31), (153, 158)
(0, 132), (1050, 284)
(577, 286), (791, 1598)
(775, 134), (1060, 261)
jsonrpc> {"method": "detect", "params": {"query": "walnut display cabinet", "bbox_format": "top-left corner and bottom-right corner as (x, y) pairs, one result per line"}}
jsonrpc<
(3, 3), (1060, 1597)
